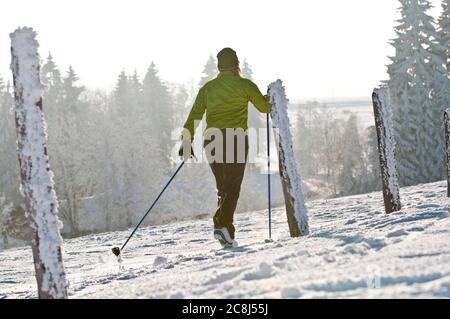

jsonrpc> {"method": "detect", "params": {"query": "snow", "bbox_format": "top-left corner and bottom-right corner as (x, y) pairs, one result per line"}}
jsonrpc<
(373, 85), (401, 207)
(281, 287), (301, 298)
(268, 80), (309, 235)
(1, 181), (449, 299)
(10, 27), (67, 298)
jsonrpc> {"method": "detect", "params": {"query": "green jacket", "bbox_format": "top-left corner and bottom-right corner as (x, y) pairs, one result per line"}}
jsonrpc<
(183, 71), (270, 141)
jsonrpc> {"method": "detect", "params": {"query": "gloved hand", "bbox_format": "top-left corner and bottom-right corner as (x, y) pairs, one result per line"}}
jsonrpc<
(178, 141), (196, 160)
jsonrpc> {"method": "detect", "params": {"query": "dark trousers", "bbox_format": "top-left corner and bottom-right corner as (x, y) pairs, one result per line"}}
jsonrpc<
(205, 129), (248, 239)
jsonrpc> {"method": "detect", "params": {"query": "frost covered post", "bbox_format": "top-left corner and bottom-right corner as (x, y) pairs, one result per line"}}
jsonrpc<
(372, 85), (401, 214)
(10, 27), (68, 299)
(445, 109), (450, 198)
(268, 80), (309, 237)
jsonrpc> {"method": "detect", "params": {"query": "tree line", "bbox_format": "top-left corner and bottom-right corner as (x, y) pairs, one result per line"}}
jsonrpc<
(294, 102), (381, 198)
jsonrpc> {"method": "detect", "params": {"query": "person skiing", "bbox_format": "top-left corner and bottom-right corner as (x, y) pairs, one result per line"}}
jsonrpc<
(179, 48), (270, 247)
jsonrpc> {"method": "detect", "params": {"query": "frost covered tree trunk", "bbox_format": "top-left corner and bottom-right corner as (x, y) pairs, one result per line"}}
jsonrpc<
(445, 109), (450, 198)
(10, 27), (68, 299)
(268, 80), (309, 237)
(372, 86), (401, 214)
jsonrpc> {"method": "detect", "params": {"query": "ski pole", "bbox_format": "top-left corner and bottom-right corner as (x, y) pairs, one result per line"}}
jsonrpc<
(266, 113), (272, 240)
(112, 160), (185, 257)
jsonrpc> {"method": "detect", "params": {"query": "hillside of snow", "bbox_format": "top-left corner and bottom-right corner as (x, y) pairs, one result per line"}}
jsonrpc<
(1, 181), (449, 299)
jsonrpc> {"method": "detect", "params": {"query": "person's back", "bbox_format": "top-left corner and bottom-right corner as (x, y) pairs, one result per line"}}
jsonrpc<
(180, 48), (269, 248)
(200, 72), (268, 132)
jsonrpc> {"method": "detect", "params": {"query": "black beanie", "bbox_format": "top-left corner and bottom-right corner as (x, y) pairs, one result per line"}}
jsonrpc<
(217, 48), (239, 71)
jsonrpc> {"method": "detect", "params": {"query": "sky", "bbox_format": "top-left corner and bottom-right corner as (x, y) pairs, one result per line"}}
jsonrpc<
(0, 0), (444, 100)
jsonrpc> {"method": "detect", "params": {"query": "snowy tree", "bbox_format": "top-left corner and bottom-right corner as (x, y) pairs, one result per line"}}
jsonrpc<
(0, 76), (20, 205)
(171, 83), (189, 127)
(39, 56), (101, 235)
(41, 53), (63, 124)
(40, 59), (96, 236)
(103, 66), (169, 229)
(387, 0), (447, 185)
(0, 194), (13, 248)
(294, 104), (379, 196)
(0, 77), (28, 239)
(429, 2), (450, 177)
(51, 66), (90, 236)
(0, 74), (6, 95)
(10, 27), (68, 298)
(241, 59), (264, 132)
(142, 62), (174, 168)
(337, 114), (365, 195)
(113, 70), (129, 112)
(241, 59), (253, 80)
(109, 71), (136, 227)
(129, 69), (142, 115)
(41, 53), (62, 86)
(437, 0), (450, 72)
(294, 102), (320, 177)
(62, 66), (84, 113)
(199, 54), (217, 87)
(316, 108), (343, 195)
(364, 126), (382, 192)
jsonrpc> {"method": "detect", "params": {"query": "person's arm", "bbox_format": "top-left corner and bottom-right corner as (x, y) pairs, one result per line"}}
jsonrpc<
(247, 81), (270, 114)
(182, 87), (206, 141)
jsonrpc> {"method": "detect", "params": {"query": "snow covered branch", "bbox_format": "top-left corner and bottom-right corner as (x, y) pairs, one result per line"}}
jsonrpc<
(10, 27), (68, 299)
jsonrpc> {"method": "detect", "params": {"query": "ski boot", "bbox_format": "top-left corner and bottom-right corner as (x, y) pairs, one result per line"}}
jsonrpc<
(214, 227), (238, 248)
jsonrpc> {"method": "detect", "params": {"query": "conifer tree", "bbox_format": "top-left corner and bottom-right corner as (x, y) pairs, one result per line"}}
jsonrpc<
(241, 59), (264, 132)
(337, 114), (364, 195)
(62, 66), (84, 114)
(142, 62), (174, 168)
(110, 70), (135, 227)
(365, 126), (382, 192)
(241, 59), (253, 80)
(437, 0), (450, 72)
(41, 53), (63, 125)
(295, 103), (320, 177)
(387, 0), (446, 185)
(199, 55), (217, 87)
(0, 76), (20, 205)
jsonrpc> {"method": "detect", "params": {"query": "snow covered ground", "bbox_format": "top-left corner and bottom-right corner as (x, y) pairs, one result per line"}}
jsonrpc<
(1, 181), (449, 299)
